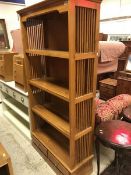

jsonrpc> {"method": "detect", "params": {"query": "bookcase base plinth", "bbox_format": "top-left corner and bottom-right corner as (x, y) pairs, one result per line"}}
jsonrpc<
(32, 136), (93, 175)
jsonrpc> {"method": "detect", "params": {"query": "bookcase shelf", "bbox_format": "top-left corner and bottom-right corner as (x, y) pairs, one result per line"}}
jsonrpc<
(32, 104), (70, 138)
(29, 79), (69, 102)
(18, 0), (101, 174)
(26, 49), (69, 59)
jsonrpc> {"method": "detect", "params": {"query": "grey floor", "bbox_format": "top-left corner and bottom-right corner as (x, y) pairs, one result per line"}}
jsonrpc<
(0, 104), (114, 175)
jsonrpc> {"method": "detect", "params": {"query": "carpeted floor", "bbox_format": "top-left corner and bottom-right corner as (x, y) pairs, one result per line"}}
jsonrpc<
(101, 151), (131, 175)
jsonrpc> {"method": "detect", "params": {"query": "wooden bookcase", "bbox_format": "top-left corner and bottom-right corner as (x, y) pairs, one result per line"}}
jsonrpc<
(18, 0), (101, 174)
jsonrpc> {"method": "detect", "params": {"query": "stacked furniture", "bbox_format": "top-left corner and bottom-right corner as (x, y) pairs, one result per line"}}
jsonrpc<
(18, 0), (101, 174)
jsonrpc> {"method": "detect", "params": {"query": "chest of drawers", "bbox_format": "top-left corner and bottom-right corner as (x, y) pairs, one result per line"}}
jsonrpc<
(99, 78), (117, 100)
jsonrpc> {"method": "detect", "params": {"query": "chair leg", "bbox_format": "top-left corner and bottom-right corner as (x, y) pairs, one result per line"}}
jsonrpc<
(95, 138), (100, 175)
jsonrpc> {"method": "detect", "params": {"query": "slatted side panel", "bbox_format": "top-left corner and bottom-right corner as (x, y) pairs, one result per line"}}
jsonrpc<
(75, 132), (92, 163)
(26, 18), (45, 50)
(76, 99), (93, 132)
(76, 59), (94, 97)
(76, 7), (96, 53)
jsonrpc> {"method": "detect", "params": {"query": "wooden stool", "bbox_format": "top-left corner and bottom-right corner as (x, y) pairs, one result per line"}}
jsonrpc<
(95, 120), (131, 175)
(0, 143), (13, 175)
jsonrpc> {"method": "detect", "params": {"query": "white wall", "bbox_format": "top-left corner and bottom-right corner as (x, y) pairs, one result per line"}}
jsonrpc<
(100, 0), (131, 34)
(0, 0), (43, 49)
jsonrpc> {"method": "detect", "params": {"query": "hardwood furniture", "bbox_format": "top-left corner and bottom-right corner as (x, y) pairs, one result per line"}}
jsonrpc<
(117, 71), (131, 95)
(95, 120), (131, 175)
(0, 143), (14, 175)
(13, 54), (27, 92)
(99, 78), (117, 100)
(122, 105), (131, 123)
(18, 0), (102, 174)
(0, 52), (17, 81)
(0, 80), (30, 140)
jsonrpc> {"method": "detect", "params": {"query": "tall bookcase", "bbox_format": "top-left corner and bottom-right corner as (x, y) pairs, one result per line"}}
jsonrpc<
(18, 0), (101, 174)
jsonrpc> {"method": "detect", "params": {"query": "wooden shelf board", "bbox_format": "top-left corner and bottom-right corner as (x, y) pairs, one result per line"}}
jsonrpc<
(26, 49), (69, 59)
(32, 127), (70, 167)
(29, 79), (69, 102)
(32, 105), (70, 138)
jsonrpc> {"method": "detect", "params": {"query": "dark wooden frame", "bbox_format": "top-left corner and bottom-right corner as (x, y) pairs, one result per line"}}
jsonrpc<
(0, 19), (10, 49)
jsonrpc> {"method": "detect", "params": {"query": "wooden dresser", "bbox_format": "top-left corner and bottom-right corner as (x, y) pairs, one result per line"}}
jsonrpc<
(0, 52), (17, 81)
(117, 71), (131, 95)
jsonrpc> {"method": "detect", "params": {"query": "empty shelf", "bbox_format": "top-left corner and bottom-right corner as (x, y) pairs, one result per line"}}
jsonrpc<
(32, 105), (70, 138)
(29, 79), (69, 101)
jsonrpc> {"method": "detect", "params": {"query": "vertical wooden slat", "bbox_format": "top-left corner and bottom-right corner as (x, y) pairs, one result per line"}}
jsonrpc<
(68, 0), (76, 168)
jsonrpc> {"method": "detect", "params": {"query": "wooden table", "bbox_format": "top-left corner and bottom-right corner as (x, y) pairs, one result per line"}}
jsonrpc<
(122, 105), (131, 123)
(0, 143), (13, 175)
(95, 120), (131, 175)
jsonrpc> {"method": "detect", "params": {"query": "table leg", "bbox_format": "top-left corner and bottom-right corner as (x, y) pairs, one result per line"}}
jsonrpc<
(95, 138), (100, 175)
(115, 150), (120, 175)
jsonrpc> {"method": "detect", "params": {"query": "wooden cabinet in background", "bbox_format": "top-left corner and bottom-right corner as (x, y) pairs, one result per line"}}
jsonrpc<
(17, 0), (102, 175)
(99, 78), (117, 100)
(0, 52), (17, 81)
(13, 54), (27, 92)
(117, 71), (131, 95)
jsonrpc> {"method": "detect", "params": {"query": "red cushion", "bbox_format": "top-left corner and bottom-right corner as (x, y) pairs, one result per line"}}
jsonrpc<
(95, 94), (131, 124)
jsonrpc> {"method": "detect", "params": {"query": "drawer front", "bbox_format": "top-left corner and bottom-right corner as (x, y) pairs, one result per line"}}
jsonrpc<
(14, 63), (24, 85)
(100, 86), (116, 100)
(0, 55), (4, 61)
(1, 84), (28, 107)
(16, 92), (28, 107)
(100, 83), (114, 90)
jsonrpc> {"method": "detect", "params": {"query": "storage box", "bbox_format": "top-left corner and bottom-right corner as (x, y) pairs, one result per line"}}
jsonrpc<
(0, 52), (17, 81)
(99, 78), (117, 100)
(13, 54), (27, 92)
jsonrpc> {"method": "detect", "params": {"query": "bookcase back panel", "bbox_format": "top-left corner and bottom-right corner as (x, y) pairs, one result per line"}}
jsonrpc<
(75, 132), (92, 163)
(76, 98), (93, 132)
(76, 59), (94, 97)
(26, 12), (68, 51)
(29, 55), (44, 79)
(46, 58), (69, 88)
(76, 6), (97, 53)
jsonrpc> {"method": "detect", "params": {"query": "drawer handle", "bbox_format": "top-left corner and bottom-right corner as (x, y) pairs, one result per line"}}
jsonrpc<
(21, 97), (24, 103)
(13, 92), (16, 98)
(6, 88), (8, 93)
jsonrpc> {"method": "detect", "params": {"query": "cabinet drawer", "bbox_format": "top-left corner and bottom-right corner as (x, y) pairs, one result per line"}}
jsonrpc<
(17, 93), (28, 107)
(14, 63), (24, 85)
